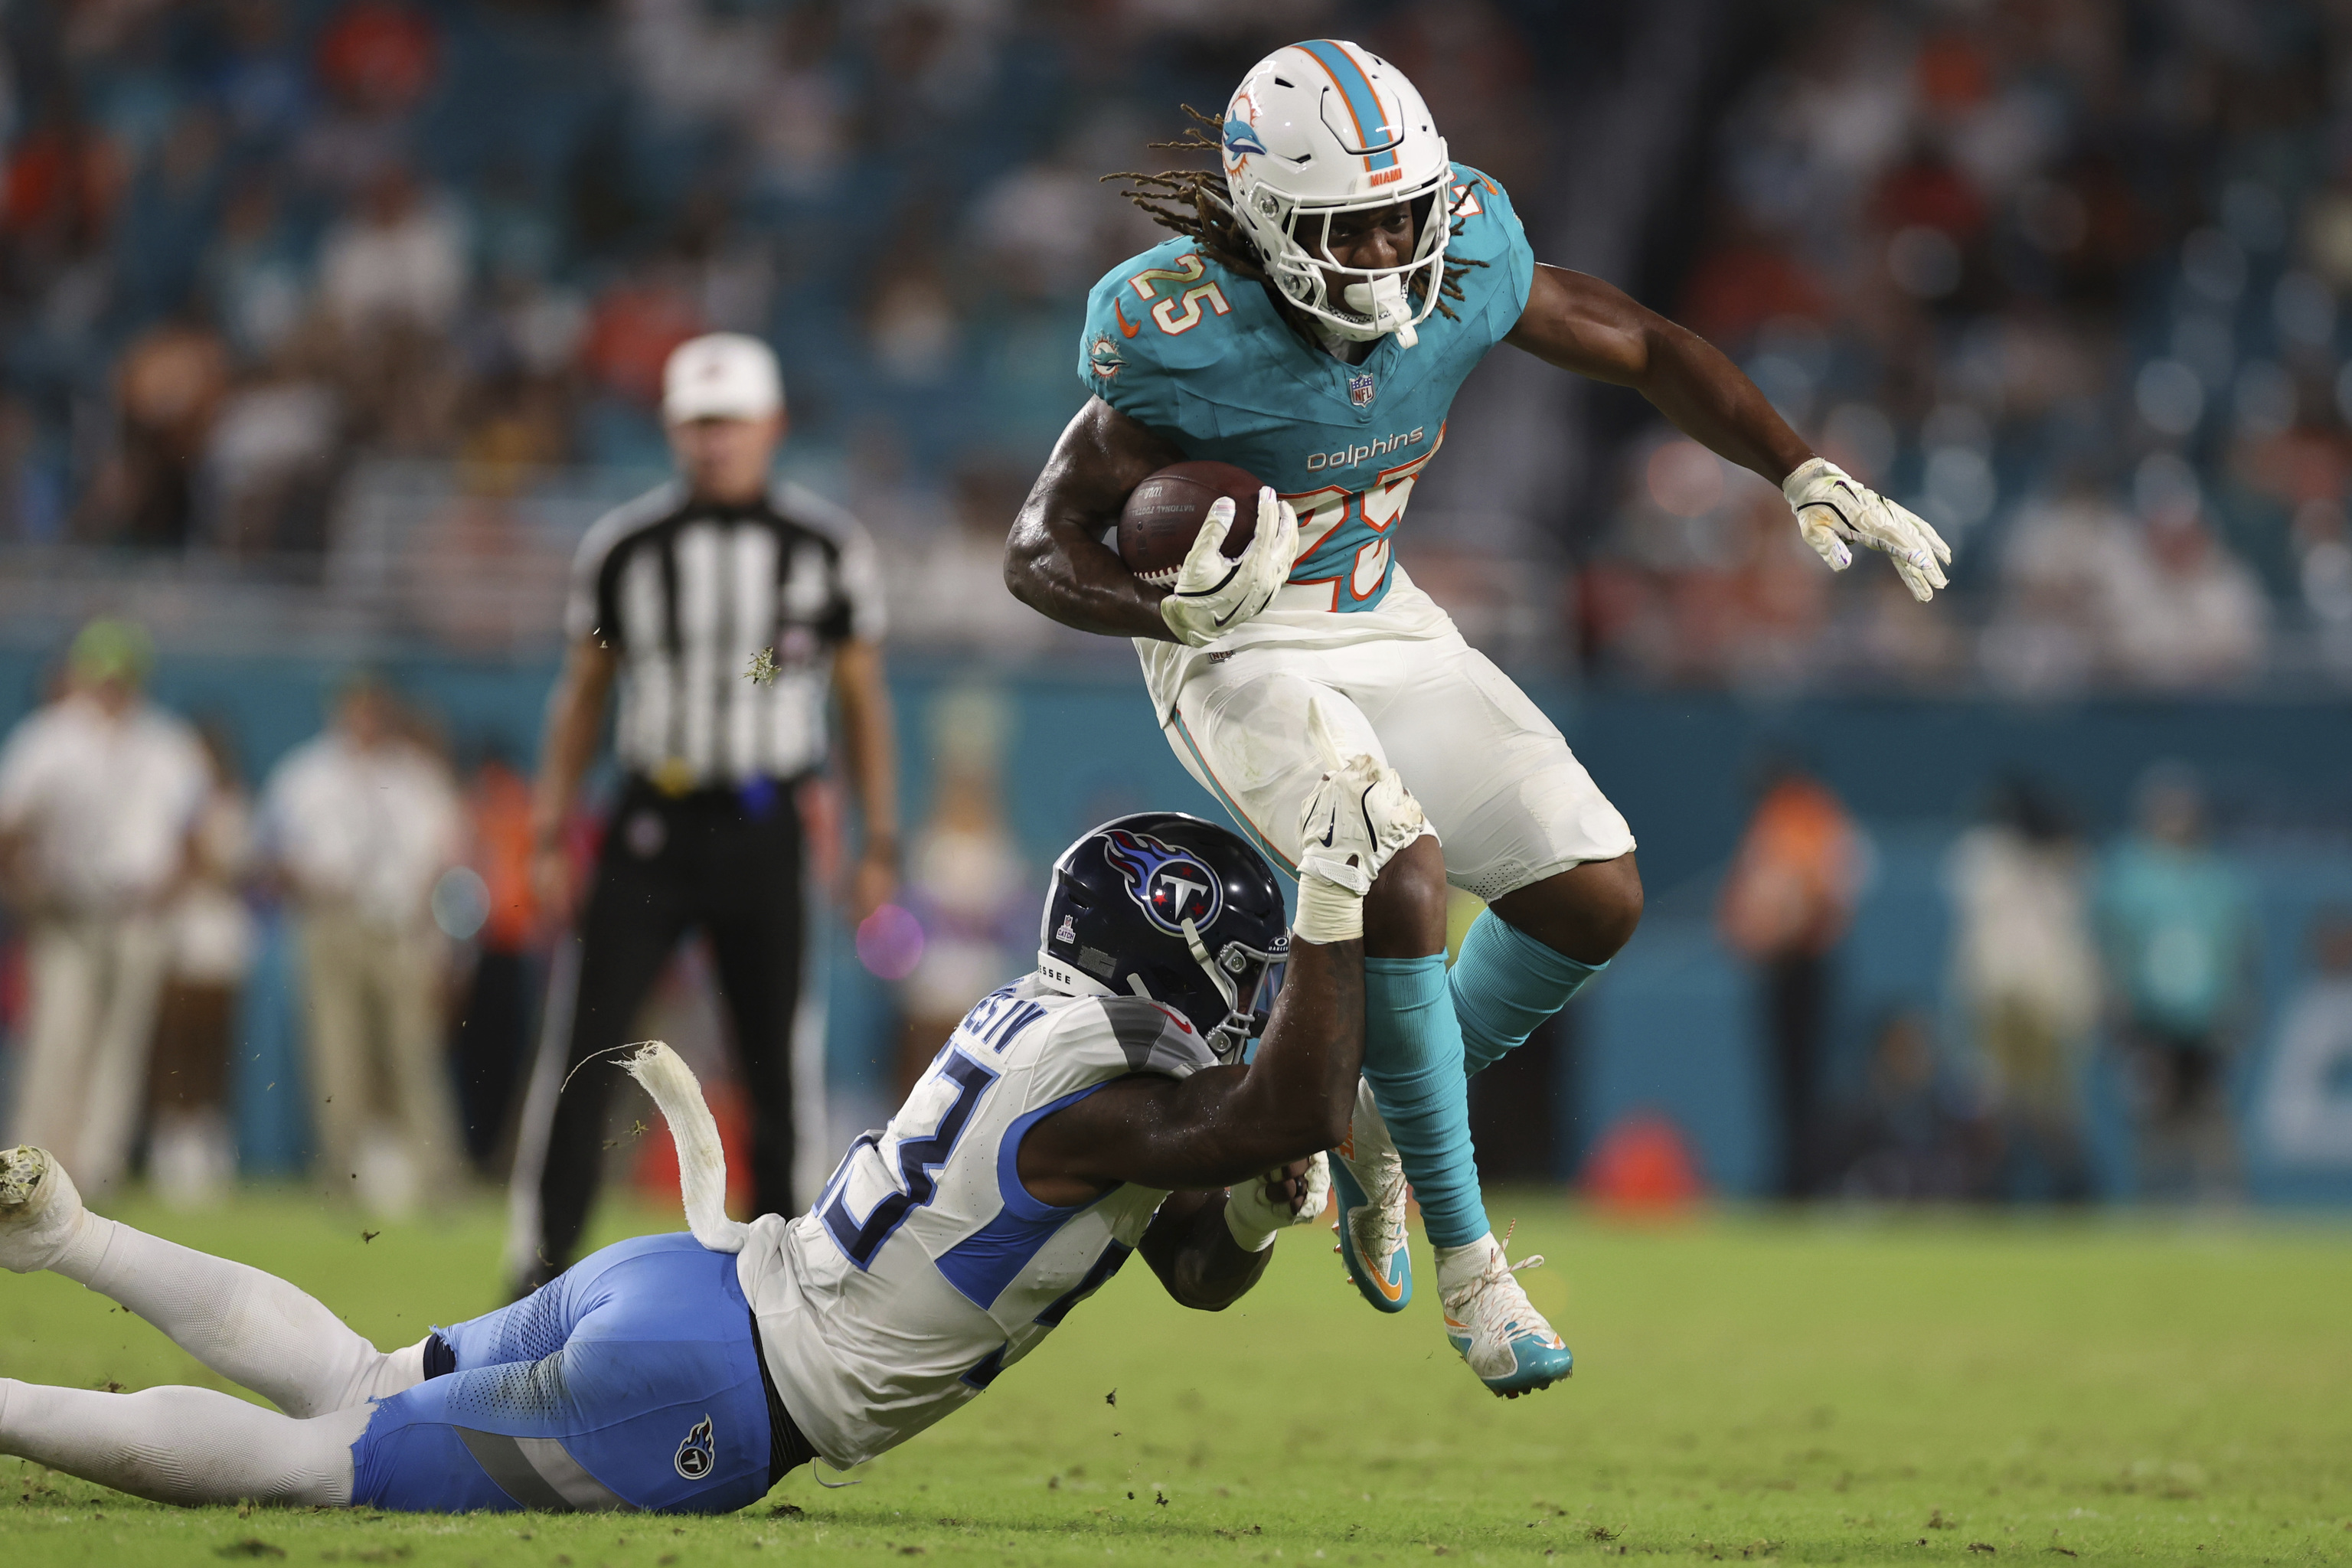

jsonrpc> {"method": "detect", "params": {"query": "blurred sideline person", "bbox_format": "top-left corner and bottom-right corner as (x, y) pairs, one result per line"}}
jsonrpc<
(149, 721), (258, 1208)
(893, 686), (1027, 1096)
(1829, 1010), (1985, 1203)
(2256, 907), (2352, 1169)
(1004, 38), (1945, 1392)
(2097, 766), (2256, 1202)
(0, 752), (1426, 1514)
(260, 677), (465, 1214)
(0, 619), (206, 1194)
(1717, 761), (1862, 1199)
(449, 746), (542, 1173)
(509, 332), (899, 1293)
(1945, 778), (2099, 1202)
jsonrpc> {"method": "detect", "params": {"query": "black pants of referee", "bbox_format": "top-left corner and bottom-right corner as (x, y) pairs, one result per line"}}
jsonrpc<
(510, 778), (815, 1289)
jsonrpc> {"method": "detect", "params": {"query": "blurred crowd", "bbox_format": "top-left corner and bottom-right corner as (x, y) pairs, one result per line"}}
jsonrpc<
(1716, 756), (2301, 1206)
(1584, 0), (2352, 691)
(0, 0), (1532, 588)
(17, 1), (2352, 691)
(0, 617), (543, 1211)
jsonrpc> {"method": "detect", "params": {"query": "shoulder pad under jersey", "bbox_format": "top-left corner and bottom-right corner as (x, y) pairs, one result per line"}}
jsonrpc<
(1078, 237), (1256, 423)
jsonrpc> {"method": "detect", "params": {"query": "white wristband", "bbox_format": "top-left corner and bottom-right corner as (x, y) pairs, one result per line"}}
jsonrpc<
(1223, 1194), (1280, 1253)
(1292, 875), (1363, 946)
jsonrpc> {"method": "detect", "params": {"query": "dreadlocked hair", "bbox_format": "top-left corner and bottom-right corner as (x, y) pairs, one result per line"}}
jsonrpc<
(1102, 105), (1488, 325)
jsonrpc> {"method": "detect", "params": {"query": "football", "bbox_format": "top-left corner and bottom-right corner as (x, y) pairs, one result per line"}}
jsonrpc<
(1117, 460), (1267, 587)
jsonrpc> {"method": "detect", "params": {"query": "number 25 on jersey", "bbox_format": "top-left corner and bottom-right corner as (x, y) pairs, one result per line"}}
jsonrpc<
(1124, 253), (1230, 337)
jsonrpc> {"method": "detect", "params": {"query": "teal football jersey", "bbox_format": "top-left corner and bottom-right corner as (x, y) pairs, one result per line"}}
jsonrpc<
(1078, 165), (1534, 616)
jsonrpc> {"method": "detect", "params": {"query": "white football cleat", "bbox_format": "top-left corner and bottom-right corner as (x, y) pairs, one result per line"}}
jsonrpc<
(0, 1145), (90, 1275)
(1440, 1234), (1573, 1398)
(1330, 1080), (1412, 1312)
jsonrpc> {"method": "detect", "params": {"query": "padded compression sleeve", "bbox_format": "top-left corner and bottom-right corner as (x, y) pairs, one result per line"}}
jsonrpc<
(1449, 910), (1606, 1080)
(1361, 955), (1485, 1249)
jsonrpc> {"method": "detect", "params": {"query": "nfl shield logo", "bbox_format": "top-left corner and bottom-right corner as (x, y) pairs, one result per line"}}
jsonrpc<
(1348, 371), (1376, 407)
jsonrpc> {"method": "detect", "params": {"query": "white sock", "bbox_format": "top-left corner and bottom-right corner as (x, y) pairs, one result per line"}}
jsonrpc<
(1433, 1233), (1503, 1302)
(0, 1377), (367, 1507)
(54, 1216), (426, 1419)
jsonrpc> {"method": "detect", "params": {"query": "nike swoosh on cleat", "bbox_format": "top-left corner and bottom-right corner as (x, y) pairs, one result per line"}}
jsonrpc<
(1113, 299), (1140, 339)
(1344, 1212), (1406, 1301)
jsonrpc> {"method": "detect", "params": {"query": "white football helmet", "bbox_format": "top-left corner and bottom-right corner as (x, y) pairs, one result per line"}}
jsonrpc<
(1220, 39), (1455, 349)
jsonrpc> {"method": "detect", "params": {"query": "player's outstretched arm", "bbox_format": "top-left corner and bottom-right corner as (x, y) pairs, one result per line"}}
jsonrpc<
(1018, 737), (1424, 1312)
(1506, 265), (1951, 601)
(1003, 397), (1187, 641)
(1506, 263), (1812, 485)
(1022, 931), (1367, 1197)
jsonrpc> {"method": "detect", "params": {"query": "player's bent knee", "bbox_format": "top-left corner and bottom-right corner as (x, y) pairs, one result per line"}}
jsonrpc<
(1588, 854), (1645, 956)
(1362, 835), (1449, 958)
(1490, 852), (1643, 965)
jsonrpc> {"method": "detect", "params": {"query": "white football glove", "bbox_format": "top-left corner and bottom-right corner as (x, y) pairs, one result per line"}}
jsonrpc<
(1292, 701), (1427, 944)
(1223, 1152), (1331, 1253)
(1783, 456), (1952, 603)
(1158, 486), (1300, 648)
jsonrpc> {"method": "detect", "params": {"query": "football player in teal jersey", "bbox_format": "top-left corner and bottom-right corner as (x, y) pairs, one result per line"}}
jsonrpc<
(1004, 38), (1950, 1397)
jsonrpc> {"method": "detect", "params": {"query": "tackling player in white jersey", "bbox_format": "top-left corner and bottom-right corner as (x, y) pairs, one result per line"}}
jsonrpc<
(1004, 38), (1949, 1396)
(0, 743), (1431, 1511)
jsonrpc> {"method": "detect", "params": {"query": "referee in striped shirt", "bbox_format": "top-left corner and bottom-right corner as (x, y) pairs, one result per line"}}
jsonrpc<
(506, 333), (898, 1292)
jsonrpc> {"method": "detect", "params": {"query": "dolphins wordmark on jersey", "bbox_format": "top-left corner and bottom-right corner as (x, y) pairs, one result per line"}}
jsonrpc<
(1080, 165), (1534, 615)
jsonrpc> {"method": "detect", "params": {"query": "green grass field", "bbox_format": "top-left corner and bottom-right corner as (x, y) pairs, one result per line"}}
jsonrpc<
(3, 1191), (2348, 1566)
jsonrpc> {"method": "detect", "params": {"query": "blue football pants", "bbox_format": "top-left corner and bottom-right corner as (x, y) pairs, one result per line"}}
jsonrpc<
(349, 1233), (772, 1514)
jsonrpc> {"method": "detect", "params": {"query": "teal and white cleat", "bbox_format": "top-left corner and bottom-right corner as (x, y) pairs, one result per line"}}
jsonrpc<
(1330, 1080), (1411, 1312)
(1440, 1236), (1573, 1399)
(0, 1145), (87, 1275)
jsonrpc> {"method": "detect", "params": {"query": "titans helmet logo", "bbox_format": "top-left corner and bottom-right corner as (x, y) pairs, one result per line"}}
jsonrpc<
(674, 1414), (715, 1480)
(1102, 830), (1223, 936)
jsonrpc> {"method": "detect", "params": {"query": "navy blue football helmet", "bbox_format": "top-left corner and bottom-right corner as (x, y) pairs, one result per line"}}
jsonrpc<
(1037, 812), (1288, 1062)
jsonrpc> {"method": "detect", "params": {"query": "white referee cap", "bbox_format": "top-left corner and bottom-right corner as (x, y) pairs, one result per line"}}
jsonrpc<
(663, 332), (784, 423)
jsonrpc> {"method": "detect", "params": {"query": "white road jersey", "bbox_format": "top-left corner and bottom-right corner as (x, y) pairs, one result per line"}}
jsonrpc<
(737, 974), (1218, 1465)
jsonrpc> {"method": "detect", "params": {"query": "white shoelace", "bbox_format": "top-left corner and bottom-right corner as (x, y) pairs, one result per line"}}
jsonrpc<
(1333, 1158), (1411, 1263)
(1447, 1221), (1551, 1328)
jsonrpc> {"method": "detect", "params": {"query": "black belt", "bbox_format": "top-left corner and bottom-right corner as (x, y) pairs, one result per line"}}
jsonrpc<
(749, 1308), (819, 1485)
(619, 773), (815, 806)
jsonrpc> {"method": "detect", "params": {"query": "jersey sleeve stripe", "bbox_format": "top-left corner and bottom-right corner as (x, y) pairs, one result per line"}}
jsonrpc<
(991, 1081), (1110, 1224)
(1098, 998), (1219, 1076)
(936, 1200), (1075, 1311)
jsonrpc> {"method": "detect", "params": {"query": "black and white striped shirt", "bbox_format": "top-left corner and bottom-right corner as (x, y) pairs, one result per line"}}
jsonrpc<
(564, 480), (885, 789)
